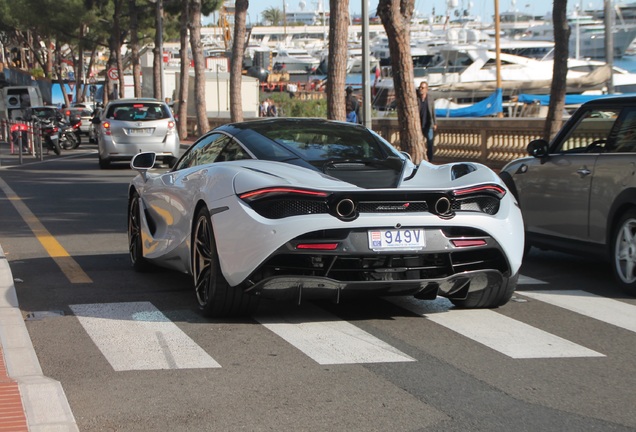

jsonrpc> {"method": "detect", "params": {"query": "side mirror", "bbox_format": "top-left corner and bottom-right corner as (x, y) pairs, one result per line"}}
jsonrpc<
(527, 139), (549, 158)
(131, 152), (156, 181)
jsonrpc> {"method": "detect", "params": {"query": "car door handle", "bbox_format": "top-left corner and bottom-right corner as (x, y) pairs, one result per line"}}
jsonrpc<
(577, 167), (592, 177)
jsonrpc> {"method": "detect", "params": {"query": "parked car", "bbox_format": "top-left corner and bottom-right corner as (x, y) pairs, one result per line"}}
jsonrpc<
(500, 95), (636, 296)
(27, 106), (62, 122)
(93, 98), (180, 169)
(128, 118), (524, 317)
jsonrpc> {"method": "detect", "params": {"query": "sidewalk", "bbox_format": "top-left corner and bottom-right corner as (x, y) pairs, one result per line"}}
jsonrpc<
(1, 245), (79, 431)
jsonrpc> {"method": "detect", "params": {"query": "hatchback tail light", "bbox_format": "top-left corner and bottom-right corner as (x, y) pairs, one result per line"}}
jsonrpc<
(103, 121), (111, 136)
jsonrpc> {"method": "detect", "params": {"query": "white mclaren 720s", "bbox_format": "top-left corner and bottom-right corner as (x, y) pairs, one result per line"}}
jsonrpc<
(127, 118), (524, 317)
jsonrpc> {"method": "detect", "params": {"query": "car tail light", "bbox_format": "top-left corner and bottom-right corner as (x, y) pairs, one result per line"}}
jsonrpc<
(103, 121), (111, 136)
(451, 184), (506, 215)
(168, 121), (175, 129)
(239, 187), (330, 219)
(239, 187), (328, 202)
(73, 121), (81, 130)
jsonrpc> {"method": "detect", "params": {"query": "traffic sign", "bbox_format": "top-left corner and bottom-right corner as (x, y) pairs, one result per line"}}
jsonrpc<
(107, 67), (119, 81)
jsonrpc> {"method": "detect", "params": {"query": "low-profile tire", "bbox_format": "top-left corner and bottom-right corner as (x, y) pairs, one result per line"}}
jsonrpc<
(128, 192), (152, 272)
(450, 273), (518, 309)
(191, 206), (259, 317)
(611, 209), (636, 296)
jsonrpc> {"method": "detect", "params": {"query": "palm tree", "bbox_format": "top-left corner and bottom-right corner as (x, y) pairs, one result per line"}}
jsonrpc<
(230, 0), (248, 122)
(326, 0), (349, 121)
(544, 0), (569, 141)
(261, 6), (282, 26)
(377, 0), (426, 163)
(189, 0), (210, 135)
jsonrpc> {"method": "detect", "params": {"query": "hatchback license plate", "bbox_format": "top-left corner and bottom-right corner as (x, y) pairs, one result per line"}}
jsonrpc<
(368, 229), (425, 250)
(128, 128), (152, 135)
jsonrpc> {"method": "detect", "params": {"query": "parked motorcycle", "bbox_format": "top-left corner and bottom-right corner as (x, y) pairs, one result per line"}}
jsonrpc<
(58, 119), (80, 150)
(34, 118), (62, 155)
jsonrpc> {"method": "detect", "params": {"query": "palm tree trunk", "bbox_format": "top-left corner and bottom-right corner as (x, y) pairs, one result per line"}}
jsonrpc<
(326, 0), (349, 121)
(377, 0), (425, 162)
(230, 0), (248, 122)
(189, 0), (210, 135)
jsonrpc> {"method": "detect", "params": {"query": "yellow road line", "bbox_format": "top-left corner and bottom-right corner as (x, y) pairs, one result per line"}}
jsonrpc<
(0, 177), (92, 283)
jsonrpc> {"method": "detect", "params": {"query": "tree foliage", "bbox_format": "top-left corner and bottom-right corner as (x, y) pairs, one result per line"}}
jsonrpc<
(261, 7), (283, 26)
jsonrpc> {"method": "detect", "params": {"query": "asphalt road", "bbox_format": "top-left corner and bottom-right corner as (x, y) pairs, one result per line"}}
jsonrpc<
(0, 148), (635, 432)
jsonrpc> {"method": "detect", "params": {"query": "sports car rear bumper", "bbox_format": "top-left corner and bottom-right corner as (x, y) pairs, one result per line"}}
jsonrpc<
(245, 269), (511, 302)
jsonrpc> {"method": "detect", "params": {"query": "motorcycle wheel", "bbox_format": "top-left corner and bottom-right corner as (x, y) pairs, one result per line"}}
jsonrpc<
(52, 140), (61, 155)
(69, 133), (80, 149)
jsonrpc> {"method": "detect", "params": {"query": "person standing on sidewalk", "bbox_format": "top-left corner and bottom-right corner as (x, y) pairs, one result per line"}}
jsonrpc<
(417, 81), (437, 162)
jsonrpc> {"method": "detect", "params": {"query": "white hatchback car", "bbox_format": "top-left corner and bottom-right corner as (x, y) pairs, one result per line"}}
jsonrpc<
(93, 98), (180, 169)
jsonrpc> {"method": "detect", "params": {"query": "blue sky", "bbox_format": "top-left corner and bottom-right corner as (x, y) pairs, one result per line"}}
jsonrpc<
(229, 0), (608, 27)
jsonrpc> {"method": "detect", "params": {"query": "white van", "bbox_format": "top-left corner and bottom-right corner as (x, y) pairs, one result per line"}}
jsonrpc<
(0, 86), (45, 121)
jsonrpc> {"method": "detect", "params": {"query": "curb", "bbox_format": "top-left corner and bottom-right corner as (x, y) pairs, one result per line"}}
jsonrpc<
(0, 244), (79, 431)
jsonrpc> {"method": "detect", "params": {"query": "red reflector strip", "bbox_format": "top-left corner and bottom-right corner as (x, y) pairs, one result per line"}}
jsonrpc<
(239, 188), (328, 200)
(296, 243), (339, 250)
(451, 239), (487, 247)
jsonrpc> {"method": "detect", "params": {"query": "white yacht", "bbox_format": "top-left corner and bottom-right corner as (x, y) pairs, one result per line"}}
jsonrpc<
(521, 13), (636, 59)
(372, 43), (614, 109)
(272, 47), (321, 74)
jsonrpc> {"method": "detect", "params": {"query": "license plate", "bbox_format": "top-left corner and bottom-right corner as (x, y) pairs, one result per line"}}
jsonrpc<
(50, 134), (58, 140)
(368, 229), (425, 251)
(128, 128), (152, 135)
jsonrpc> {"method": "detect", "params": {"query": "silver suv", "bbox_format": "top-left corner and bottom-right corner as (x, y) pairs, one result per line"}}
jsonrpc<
(93, 98), (180, 169)
(500, 95), (636, 296)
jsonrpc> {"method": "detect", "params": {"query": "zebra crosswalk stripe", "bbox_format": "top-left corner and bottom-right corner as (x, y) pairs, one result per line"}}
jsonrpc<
(70, 302), (222, 371)
(517, 290), (636, 333)
(255, 304), (416, 365)
(388, 297), (605, 359)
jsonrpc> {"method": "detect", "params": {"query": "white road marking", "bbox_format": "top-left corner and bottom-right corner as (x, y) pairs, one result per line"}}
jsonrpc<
(518, 275), (548, 285)
(255, 304), (415, 365)
(517, 290), (636, 333)
(70, 302), (221, 371)
(389, 297), (605, 359)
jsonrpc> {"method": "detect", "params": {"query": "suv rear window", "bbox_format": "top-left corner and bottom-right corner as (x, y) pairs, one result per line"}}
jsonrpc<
(106, 103), (170, 121)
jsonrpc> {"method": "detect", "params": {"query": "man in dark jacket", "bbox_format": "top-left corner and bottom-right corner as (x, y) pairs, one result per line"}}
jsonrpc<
(418, 81), (437, 162)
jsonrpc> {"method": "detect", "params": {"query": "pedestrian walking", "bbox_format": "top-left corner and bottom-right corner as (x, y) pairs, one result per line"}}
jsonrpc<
(266, 99), (278, 117)
(345, 86), (360, 123)
(417, 81), (437, 162)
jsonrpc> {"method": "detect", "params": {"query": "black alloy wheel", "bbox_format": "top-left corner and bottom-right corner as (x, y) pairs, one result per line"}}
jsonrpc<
(191, 207), (258, 317)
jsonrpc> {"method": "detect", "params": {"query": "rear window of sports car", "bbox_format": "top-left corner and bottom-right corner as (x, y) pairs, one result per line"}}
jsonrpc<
(248, 124), (390, 161)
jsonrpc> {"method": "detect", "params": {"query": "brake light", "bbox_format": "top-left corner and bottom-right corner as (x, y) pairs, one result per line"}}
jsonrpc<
(103, 121), (111, 136)
(168, 121), (175, 129)
(73, 121), (81, 129)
